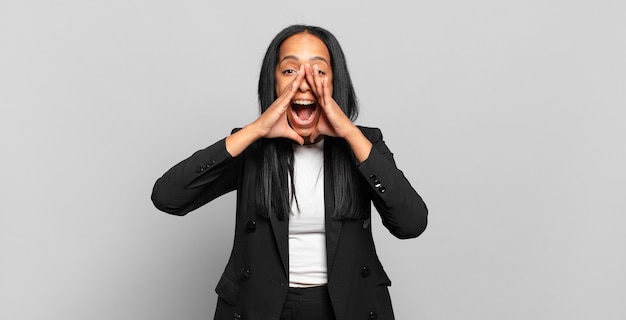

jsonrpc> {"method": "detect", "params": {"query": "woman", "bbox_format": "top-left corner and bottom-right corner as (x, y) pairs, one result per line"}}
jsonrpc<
(151, 24), (428, 320)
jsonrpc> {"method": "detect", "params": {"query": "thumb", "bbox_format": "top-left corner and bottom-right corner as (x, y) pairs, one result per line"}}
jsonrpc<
(285, 129), (305, 145)
(309, 128), (321, 144)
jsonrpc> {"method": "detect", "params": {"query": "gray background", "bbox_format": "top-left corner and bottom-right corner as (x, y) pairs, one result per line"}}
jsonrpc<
(2, 0), (625, 319)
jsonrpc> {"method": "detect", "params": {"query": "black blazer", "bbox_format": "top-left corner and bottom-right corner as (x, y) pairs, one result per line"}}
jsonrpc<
(151, 126), (428, 320)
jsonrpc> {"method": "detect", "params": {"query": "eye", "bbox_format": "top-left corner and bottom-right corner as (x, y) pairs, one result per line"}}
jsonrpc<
(282, 68), (297, 75)
(317, 69), (326, 76)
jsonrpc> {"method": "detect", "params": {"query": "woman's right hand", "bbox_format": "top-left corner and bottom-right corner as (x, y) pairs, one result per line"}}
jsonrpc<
(225, 66), (304, 156)
(251, 65), (305, 145)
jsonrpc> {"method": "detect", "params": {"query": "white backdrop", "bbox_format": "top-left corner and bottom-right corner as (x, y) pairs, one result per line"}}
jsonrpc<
(2, 0), (625, 319)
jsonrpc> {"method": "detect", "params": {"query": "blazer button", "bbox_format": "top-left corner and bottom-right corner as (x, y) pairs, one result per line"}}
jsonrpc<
(369, 174), (377, 181)
(240, 268), (251, 281)
(378, 186), (386, 193)
(361, 266), (371, 278)
(368, 311), (378, 319)
(233, 312), (242, 320)
(246, 220), (256, 233)
(196, 166), (204, 173)
(362, 218), (371, 229)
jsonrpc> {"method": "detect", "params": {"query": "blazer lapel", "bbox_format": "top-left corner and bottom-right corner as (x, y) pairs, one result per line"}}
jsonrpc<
(269, 211), (289, 276)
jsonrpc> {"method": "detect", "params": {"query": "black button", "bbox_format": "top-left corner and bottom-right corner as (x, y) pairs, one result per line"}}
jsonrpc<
(361, 266), (371, 278)
(379, 186), (386, 193)
(196, 167), (204, 173)
(374, 182), (382, 188)
(246, 220), (256, 233)
(362, 218), (371, 229)
(368, 311), (378, 319)
(241, 268), (250, 281)
(234, 312), (242, 320)
(369, 174), (377, 181)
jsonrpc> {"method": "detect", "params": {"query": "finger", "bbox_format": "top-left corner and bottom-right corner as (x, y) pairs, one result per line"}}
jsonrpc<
(290, 65), (306, 94)
(270, 66), (305, 115)
(277, 65), (305, 102)
(285, 128), (305, 145)
(309, 128), (321, 144)
(322, 77), (332, 108)
(312, 64), (326, 106)
(303, 64), (314, 93)
(314, 65), (324, 90)
(274, 110), (304, 144)
(304, 64), (321, 100)
(322, 77), (330, 97)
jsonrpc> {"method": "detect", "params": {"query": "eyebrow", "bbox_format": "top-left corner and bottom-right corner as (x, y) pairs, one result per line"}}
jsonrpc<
(279, 55), (329, 64)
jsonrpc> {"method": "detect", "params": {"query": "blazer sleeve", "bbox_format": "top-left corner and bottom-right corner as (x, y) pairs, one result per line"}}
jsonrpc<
(357, 127), (428, 239)
(151, 137), (238, 216)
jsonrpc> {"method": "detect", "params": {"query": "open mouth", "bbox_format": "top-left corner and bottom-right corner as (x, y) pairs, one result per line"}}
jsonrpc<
(290, 100), (318, 126)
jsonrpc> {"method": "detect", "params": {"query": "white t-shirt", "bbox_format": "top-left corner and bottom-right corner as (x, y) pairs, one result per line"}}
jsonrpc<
(288, 140), (327, 287)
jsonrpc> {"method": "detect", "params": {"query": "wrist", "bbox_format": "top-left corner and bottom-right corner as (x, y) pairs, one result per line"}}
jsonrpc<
(343, 126), (372, 163)
(244, 122), (265, 141)
(342, 124), (362, 142)
(226, 124), (262, 157)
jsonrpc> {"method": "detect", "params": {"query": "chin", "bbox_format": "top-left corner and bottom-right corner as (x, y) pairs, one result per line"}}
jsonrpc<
(288, 118), (318, 138)
(294, 128), (315, 138)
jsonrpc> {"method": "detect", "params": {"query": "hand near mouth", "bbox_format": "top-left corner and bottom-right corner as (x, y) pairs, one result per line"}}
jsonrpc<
(305, 63), (372, 162)
(255, 65), (306, 145)
(225, 66), (305, 156)
(305, 64), (351, 141)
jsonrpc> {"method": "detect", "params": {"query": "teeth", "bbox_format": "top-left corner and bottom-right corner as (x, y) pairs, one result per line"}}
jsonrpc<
(291, 100), (315, 121)
(293, 100), (315, 105)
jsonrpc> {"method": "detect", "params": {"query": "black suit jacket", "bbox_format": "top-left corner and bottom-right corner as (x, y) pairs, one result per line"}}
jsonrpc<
(151, 126), (428, 320)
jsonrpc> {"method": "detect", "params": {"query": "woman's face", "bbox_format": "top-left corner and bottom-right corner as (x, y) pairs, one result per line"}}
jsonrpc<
(275, 32), (333, 139)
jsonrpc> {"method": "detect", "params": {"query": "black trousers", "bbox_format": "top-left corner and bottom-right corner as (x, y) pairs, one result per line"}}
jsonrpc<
(280, 286), (336, 320)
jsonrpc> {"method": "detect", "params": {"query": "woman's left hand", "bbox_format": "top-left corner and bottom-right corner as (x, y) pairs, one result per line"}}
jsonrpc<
(304, 64), (356, 143)
(304, 64), (372, 162)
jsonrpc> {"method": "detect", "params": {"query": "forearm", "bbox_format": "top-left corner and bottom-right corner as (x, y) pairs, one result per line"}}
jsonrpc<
(356, 127), (428, 238)
(360, 146), (428, 239)
(151, 138), (236, 215)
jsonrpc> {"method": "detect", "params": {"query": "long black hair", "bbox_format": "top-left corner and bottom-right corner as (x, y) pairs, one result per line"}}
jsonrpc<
(254, 25), (366, 221)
